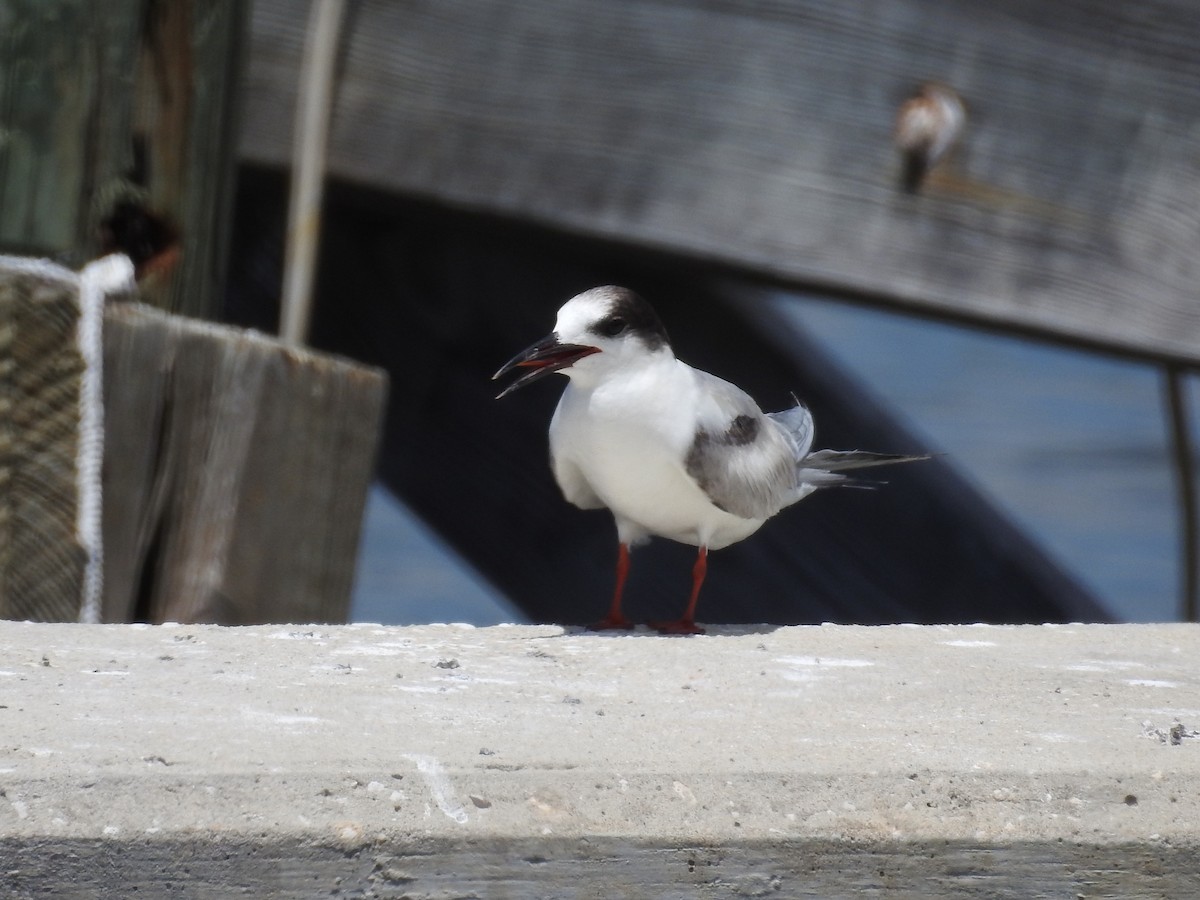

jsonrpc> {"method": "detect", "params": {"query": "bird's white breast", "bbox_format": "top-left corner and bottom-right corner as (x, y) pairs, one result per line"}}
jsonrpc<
(549, 359), (764, 550)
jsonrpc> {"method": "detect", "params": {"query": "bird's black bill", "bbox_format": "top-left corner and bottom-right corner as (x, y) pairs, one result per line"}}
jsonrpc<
(492, 333), (600, 399)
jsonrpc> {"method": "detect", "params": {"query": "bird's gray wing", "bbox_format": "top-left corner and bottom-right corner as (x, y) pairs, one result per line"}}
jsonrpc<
(683, 371), (800, 521)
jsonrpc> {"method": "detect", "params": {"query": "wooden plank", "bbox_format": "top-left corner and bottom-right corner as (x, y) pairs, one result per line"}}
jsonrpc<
(0, 259), (87, 621)
(0, 3), (137, 256)
(101, 303), (388, 624)
(0, 256), (386, 625)
(242, 0), (1200, 362)
(0, 1), (245, 318)
(130, 0), (248, 317)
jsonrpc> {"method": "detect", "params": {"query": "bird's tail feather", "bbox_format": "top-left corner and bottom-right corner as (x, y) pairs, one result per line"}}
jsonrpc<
(803, 449), (929, 472)
(796, 449), (929, 492)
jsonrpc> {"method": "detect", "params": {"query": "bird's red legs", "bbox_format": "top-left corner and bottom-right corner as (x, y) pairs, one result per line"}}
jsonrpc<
(651, 546), (708, 635)
(589, 542), (635, 630)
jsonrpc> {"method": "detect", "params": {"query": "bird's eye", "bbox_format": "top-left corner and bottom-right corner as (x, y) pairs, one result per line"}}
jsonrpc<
(597, 317), (627, 337)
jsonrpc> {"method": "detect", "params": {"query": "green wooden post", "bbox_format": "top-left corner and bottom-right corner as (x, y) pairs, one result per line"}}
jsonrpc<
(0, 0), (244, 318)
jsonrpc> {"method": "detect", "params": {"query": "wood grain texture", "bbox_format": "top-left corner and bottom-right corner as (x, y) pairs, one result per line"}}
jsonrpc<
(242, 0), (1200, 361)
(6, 835), (1200, 899)
(101, 303), (387, 624)
(0, 1), (137, 255)
(0, 260), (87, 622)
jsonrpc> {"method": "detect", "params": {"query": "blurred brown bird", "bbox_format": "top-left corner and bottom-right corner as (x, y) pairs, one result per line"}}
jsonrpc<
(894, 83), (966, 192)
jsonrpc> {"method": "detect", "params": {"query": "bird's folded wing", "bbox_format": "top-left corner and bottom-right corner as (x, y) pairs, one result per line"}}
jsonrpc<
(683, 372), (799, 521)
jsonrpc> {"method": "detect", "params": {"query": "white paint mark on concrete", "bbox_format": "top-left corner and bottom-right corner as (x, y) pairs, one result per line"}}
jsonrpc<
(403, 753), (468, 825)
(940, 640), (997, 648)
(333, 645), (405, 656)
(240, 710), (324, 727)
(267, 630), (328, 641)
(775, 656), (874, 668)
(213, 672), (256, 683)
(273, 714), (325, 725)
(1065, 660), (1148, 673)
(10, 799), (28, 819)
(777, 672), (822, 684)
(673, 780), (698, 805)
(1034, 733), (1083, 744)
(1126, 679), (1180, 689)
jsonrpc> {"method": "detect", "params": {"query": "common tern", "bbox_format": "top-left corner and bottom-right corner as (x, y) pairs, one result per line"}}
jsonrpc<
(494, 286), (927, 634)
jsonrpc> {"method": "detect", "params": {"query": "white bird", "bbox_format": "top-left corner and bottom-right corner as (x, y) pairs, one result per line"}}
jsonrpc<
(494, 286), (926, 634)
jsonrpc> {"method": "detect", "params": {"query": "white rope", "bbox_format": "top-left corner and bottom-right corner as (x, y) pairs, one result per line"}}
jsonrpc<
(76, 254), (135, 624)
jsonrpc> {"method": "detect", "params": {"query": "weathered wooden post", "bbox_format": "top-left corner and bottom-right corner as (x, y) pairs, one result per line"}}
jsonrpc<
(101, 301), (387, 624)
(0, 254), (387, 624)
(0, 4), (387, 623)
(0, 0), (244, 317)
(0, 259), (92, 621)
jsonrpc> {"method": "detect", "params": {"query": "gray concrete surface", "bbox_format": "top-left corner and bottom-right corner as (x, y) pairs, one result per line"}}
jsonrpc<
(1, 620), (1198, 897)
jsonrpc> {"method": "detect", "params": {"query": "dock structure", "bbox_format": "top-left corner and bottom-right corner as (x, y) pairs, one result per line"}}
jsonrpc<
(3, 0), (1197, 624)
(0, 255), (387, 626)
(244, 0), (1200, 365)
(0, 1), (244, 318)
(0, 6), (1199, 893)
(0, 4), (388, 626)
(2, 3), (1200, 897)
(238, 0), (1200, 623)
(100, 302), (387, 625)
(1, 620), (1197, 896)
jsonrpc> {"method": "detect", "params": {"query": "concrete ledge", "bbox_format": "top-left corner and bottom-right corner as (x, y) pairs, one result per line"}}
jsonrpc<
(1, 621), (1198, 896)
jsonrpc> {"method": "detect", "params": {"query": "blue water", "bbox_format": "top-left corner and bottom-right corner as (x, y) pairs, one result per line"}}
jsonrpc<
(351, 485), (527, 626)
(351, 293), (1198, 625)
(776, 293), (1194, 623)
